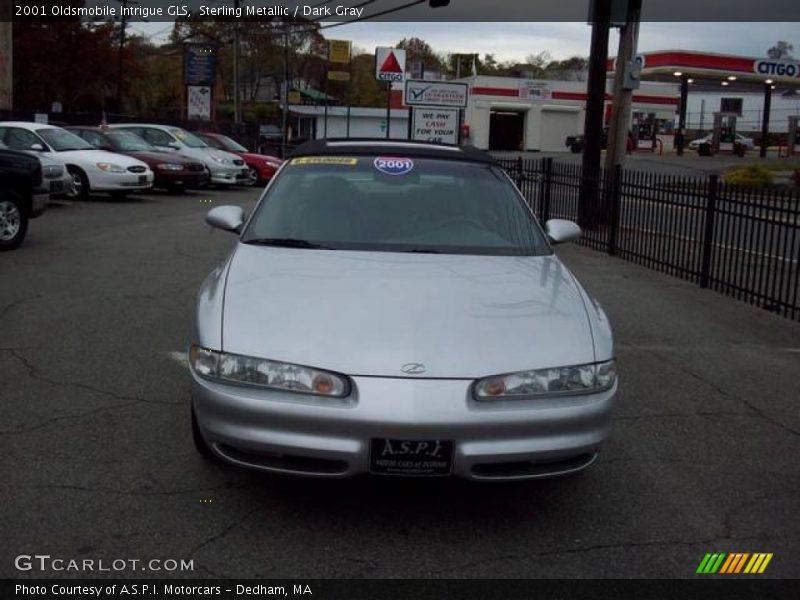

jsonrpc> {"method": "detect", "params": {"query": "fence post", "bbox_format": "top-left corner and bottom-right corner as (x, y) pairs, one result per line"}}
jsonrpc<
(608, 164), (622, 256)
(539, 157), (553, 222)
(515, 156), (524, 191)
(700, 174), (719, 288)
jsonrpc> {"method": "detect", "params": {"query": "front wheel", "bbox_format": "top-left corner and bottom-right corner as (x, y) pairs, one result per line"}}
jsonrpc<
(246, 166), (260, 187)
(67, 167), (89, 200)
(0, 193), (29, 251)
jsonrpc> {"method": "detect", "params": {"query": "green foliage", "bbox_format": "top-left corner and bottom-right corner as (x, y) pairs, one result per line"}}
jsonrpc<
(724, 164), (774, 188)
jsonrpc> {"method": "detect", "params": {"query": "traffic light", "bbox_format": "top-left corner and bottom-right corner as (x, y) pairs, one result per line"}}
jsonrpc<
(429, 0), (450, 7)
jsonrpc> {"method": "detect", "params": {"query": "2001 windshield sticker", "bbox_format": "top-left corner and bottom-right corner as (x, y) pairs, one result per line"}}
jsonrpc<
(374, 157), (414, 176)
(291, 157), (359, 166)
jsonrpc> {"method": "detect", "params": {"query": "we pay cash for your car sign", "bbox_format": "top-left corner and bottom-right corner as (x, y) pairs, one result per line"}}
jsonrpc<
(412, 109), (459, 145)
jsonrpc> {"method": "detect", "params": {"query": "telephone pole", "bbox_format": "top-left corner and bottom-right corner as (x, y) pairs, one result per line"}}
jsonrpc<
(233, 0), (242, 124)
(605, 0), (642, 170)
(0, 2), (13, 110)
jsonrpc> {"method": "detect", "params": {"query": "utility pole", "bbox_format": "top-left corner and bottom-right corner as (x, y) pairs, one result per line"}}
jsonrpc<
(0, 13), (11, 111)
(579, 0), (612, 229)
(233, 0), (242, 124)
(605, 0), (641, 171)
(115, 0), (137, 112)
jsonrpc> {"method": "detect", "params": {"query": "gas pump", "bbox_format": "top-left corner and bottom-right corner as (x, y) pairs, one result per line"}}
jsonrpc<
(712, 112), (738, 154)
(632, 112), (657, 151)
(789, 116), (800, 156)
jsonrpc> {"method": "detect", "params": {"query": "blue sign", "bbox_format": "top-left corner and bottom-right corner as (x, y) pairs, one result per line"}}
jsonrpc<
(374, 157), (414, 176)
(184, 44), (217, 86)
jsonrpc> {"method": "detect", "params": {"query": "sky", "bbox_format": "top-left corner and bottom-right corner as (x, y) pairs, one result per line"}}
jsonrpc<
(129, 21), (799, 62)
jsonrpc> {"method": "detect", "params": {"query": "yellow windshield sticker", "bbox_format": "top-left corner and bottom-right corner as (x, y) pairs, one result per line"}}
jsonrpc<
(291, 156), (358, 166)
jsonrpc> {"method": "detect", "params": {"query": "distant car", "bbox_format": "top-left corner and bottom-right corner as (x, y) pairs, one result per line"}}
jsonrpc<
(109, 124), (249, 187)
(68, 127), (209, 192)
(689, 133), (755, 150)
(0, 144), (49, 250)
(190, 139), (617, 481)
(566, 130), (608, 153)
(194, 132), (283, 186)
(0, 122), (154, 200)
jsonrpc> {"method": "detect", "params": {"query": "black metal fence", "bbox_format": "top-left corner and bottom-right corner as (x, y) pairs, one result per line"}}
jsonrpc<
(497, 157), (800, 322)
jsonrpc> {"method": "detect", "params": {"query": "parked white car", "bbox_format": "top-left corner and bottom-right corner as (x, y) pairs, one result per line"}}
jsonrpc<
(0, 122), (154, 199)
(109, 124), (249, 186)
(688, 132), (755, 150)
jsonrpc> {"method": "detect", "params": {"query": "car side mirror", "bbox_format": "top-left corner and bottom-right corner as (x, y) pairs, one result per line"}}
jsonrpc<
(545, 219), (581, 244)
(30, 143), (45, 151)
(206, 205), (246, 233)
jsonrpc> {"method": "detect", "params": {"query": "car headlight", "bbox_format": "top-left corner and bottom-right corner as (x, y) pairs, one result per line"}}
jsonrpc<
(189, 346), (350, 397)
(96, 162), (126, 173)
(473, 360), (615, 399)
(157, 163), (184, 171)
(209, 155), (230, 165)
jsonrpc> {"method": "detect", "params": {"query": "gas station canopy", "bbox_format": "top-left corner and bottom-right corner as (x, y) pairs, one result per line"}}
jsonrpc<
(608, 50), (800, 89)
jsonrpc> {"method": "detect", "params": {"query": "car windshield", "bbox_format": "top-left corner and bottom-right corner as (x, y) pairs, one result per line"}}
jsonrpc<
(242, 156), (550, 256)
(169, 128), (208, 148)
(107, 131), (155, 152)
(37, 128), (94, 151)
(214, 134), (247, 153)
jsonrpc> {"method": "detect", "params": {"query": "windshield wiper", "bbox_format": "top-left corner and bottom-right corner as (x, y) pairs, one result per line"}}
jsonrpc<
(243, 238), (333, 250)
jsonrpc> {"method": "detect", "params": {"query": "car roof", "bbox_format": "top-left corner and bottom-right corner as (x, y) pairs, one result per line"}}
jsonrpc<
(0, 121), (60, 130)
(288, 139), (497, 165)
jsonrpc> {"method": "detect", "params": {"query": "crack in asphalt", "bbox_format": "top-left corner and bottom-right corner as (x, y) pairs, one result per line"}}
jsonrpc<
(0, 295), (42, 323)
(190, 508), (261, 556)
(0, 348), (184, 435)
(629, 344), (800, 438)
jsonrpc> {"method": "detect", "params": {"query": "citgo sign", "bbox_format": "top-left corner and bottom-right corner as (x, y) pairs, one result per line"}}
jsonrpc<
(754, 60), (800, 78)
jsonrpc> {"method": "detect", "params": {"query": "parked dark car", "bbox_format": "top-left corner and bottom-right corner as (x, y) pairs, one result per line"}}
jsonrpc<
(67, 127), (209, 192)
(566, 129), (635, 154)
(194, 132), (283, 186)
(0, 143), (49, 250)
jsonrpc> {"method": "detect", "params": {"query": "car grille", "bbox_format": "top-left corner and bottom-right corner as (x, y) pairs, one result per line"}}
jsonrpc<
(187, 163), (205, 172)
(232, 159), (245, 166)
(127, 166), (147, 173)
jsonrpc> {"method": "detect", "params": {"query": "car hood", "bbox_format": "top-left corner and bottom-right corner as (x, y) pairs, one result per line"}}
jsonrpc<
(221, 246), (595, 379)
(55, 149), (148, 168)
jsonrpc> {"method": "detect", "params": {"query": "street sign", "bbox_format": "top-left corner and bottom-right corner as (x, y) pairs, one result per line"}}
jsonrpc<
(375, 47), (406, 83)
(329, 39), (351, 64)
(404, 80), (468, 108)
(328, 70), (351, 82)
(187, 86), (212, 120)
(184, 44), (216, 86)
(411, 107), (459, 145)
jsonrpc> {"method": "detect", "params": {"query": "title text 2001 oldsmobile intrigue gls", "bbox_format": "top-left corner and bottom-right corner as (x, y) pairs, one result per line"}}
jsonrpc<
(190, 140), (616, 480)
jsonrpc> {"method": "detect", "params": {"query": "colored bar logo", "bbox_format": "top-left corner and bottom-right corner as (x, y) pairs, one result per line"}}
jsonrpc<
(696, 553), (773, 574)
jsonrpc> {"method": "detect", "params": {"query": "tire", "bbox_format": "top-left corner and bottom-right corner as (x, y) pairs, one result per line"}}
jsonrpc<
(67, 167), (89, 200)
(246, 166), (260, 187)
(0, 192), (29, 251)
(191, 403), (218, 461)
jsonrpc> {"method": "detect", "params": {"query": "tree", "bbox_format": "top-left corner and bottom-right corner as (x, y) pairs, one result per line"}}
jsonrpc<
(767, 41), (794, 59)
(396, 37), (445, 75)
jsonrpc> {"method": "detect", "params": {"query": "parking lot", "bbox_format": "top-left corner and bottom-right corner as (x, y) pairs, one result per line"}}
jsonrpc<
(2, 187), (799, 579)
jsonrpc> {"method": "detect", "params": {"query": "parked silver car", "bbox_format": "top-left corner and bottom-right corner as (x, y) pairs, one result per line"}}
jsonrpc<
(190, 140), (617, 480)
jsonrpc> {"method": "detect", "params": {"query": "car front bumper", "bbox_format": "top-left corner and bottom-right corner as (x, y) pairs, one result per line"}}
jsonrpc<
(208, 164), (250, 185)
(89, 171), (154, 191)
(154, 169), (210, 189)
(192, 371), (616, 481)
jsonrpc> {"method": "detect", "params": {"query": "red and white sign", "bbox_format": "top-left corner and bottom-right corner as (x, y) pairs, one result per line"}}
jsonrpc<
(375, 47), (406, 83)
(187, 86), (211, 120)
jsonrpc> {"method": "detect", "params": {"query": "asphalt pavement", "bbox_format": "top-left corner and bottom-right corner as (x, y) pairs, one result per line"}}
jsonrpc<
(1, 188), (799, 579)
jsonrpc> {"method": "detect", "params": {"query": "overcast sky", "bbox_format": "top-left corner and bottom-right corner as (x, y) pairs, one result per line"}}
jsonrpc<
(129, 21), (799, 62)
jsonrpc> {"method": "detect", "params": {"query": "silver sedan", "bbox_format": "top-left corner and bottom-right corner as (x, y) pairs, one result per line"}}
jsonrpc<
(190, 141), (617, 480)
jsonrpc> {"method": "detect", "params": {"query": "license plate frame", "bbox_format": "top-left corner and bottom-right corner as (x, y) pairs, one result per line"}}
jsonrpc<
(370, 438), (454, 476)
